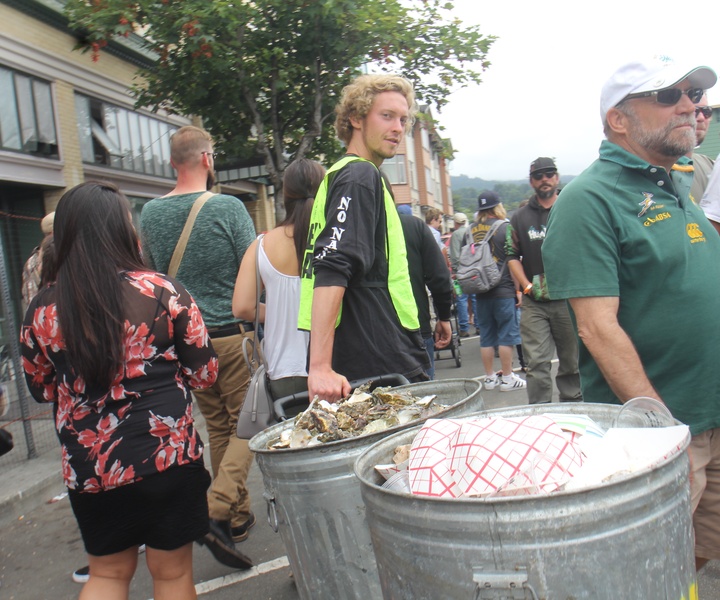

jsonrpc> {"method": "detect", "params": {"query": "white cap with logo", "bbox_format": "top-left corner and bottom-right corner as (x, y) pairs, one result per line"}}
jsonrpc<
(600, 55), (716, 121)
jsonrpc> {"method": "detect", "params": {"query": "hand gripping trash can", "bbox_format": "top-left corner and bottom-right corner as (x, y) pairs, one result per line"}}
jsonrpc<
(354, 403), (696, 600)
(249, 379), (483, 600)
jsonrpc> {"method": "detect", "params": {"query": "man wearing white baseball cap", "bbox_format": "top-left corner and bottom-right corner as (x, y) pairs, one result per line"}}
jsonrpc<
(543, 56), (720, 570)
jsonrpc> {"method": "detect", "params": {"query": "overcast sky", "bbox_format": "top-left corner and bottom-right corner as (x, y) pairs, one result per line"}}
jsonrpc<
(439, 0), (720, 181)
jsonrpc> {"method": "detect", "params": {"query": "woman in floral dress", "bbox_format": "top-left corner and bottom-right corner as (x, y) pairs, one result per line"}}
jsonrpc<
(21, 181), (218, 600)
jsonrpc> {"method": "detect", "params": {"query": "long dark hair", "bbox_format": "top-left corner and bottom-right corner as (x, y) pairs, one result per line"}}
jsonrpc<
(54, 181), (146, 390)
(39, 234), (56, 288)
(279, 159), (325, 266)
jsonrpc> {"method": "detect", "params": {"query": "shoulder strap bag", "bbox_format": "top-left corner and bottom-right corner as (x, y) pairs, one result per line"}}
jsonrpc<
(167, 191), (214, 277)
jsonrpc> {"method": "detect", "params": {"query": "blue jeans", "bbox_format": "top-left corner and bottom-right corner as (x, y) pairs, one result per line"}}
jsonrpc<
(470, 294), (479, 331)
(455, 292), (469, 332)
(423, 335), (436, 380)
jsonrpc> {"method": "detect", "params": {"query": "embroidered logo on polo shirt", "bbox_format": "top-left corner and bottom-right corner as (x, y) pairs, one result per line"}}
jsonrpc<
(638, 192), (656, 217)
(687, 222), (706, 244)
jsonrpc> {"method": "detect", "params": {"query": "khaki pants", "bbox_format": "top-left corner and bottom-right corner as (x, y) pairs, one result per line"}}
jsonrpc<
(194, 332), (253, 527)
(689, 428), (720, 560)
(520, 296), (582, 404)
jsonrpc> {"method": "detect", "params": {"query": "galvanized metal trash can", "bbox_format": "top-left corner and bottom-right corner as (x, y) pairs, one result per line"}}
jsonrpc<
(249, 379), (483, 600)
(354, 403), (696, 600)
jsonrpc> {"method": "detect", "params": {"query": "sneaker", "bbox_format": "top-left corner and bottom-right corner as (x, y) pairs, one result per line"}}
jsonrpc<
(71, 542), (145, 584)
(72, 565), (89, 584)
(458, 330), (470, 338)
(0, 384), (7, 418)
(231, 512), (256, 543)
(500, 373), (527, 392)
(483, 374), (500, 390)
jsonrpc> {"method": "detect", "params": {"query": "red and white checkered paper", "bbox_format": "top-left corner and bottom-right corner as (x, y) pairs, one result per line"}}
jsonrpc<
(409, 416), (584, 498)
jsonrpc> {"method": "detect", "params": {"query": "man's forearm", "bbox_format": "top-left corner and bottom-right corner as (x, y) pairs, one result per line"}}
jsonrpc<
(507, 259), (529, 289)
(569, 296), (661, 402)
(309, 286), (345, 371)
(308, 285), (351, 402)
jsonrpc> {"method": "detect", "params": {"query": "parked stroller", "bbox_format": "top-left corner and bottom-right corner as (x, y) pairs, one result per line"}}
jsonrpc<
(434, 294), (462, 368)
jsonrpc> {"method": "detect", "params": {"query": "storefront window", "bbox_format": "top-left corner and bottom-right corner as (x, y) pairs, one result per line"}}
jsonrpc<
(0, 67), (58, 158)
(75, 94), (176, 178)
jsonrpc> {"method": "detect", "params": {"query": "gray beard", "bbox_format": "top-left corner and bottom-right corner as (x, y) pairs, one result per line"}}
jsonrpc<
(625, 109), (696, 158)
(536, 187), (557, 200)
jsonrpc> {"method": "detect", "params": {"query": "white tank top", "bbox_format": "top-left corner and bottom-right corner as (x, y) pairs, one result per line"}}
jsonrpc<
(258, 237), (309, 379)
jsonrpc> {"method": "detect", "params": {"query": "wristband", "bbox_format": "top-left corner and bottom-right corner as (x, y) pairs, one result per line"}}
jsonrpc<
(523, 283), (533, 295)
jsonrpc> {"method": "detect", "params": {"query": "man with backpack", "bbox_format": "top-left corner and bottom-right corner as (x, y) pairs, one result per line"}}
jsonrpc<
(506, 158), (582, 404)
(464, 190), (526, 391)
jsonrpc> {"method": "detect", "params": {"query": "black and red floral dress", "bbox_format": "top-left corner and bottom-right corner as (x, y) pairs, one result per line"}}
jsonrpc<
(21, 271), (218, 494)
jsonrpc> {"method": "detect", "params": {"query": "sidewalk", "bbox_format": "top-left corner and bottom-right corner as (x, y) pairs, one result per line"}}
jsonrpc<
(0, 449), (63, 528)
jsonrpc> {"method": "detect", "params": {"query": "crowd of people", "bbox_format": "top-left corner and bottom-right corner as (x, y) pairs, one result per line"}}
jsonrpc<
(15, 55), (720, 597)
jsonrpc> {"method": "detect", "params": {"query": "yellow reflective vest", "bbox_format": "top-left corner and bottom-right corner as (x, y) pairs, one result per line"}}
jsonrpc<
(298, 155), (419, 331)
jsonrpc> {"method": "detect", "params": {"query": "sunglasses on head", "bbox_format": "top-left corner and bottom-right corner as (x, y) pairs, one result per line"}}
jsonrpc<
(696, 106), (713, 119)
(626, 87), (705, 106)
(531, 170), (557, 181)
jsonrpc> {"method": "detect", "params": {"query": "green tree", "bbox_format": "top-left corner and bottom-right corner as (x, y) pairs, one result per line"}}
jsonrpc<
(494, 182), (532, 208)
(66, 0), (495, 211)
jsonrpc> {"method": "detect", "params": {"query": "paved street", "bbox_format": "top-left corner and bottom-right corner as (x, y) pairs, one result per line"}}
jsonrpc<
(1, 334), (719, 598)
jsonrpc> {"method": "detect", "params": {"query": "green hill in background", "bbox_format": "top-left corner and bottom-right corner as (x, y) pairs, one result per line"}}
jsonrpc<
(451, 174), (575, 217)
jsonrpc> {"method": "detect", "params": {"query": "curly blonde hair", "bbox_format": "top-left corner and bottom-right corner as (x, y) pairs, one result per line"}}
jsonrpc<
(334, 74), (416, 145)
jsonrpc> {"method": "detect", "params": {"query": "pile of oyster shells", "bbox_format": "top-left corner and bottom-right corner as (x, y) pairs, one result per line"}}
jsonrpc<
(268, 384), (446, 449)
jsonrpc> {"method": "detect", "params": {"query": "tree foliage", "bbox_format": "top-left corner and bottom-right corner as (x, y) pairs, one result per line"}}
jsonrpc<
(65, 0), (494, 205)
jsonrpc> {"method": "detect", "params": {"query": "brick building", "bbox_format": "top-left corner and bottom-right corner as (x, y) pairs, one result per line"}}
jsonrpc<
(0, 0), (273, 331)
(383, 105), (455, 231)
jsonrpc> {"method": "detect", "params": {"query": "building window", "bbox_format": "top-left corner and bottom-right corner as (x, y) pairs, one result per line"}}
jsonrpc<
(382, 154), (407, 185)
(425, 166), (433, 197)
(75, 94), (176, 178)
(421, 126), (430, 151)
(405, 132), (418, 191)
(433, 153), (442, 201)
(0, 66), (58, 158)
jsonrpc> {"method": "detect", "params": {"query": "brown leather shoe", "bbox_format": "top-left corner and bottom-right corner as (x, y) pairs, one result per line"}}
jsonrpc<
(197, 519), (253, 570)
(231, 512), (256, 543)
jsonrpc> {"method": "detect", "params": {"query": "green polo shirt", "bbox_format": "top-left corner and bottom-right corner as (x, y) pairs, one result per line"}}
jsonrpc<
(543, 140), (720, 435)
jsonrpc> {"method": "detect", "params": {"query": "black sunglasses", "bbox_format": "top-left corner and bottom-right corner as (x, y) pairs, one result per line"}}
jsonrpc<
(531, 170), (557, 181)
(626, 87), (705, 106)
(696, 106), (713, 119)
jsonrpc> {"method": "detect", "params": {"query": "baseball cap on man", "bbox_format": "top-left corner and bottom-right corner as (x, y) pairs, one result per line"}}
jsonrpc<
(477, 190), (501, 211)
(396, 204), (412, 215)
(600, 56), (717, 121)
(529, 157), (557, 175)
(453, 212), (468, 225)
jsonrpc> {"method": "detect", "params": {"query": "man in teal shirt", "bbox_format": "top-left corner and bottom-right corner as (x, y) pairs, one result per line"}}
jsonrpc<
(543, 57), (719, 570)
(141, 126), (256, 570)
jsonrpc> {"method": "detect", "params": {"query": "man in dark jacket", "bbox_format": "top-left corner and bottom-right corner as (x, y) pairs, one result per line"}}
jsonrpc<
(397, 205), (452, 378)
(506, 157), (582, 405)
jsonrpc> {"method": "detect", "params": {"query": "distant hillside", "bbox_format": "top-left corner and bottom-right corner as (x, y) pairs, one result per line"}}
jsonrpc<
(450, 174), (575, 217)
(451, 174), (575, 191)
